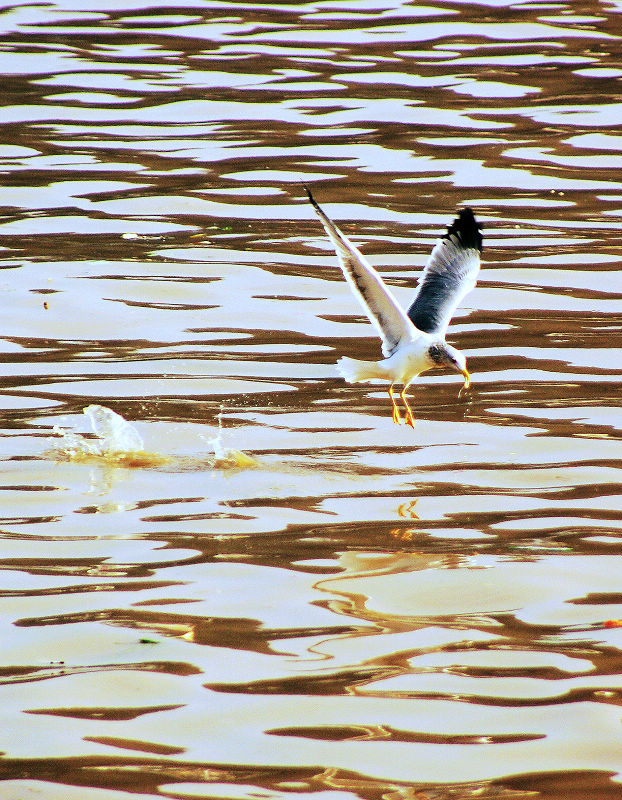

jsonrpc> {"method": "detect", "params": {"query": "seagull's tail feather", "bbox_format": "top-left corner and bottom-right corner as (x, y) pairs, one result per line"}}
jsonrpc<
(337, 356), (386, 384)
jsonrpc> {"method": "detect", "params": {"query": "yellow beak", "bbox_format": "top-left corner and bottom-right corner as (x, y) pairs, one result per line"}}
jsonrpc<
(461, 369), (471, 390)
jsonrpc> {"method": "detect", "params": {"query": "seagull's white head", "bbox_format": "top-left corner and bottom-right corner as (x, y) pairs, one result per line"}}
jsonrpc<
(427, 342), (470, 389)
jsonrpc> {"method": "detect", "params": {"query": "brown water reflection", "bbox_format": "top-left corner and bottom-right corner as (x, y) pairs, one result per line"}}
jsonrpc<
(3, 0), (622, 798)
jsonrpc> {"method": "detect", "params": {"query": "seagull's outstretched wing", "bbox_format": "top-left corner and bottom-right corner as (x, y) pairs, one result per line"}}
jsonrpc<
(307, 188), (416, 357)
(407, 208), (482, 336)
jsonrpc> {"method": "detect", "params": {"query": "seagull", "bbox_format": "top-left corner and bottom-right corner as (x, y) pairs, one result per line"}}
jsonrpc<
(307, 188), (482, 427)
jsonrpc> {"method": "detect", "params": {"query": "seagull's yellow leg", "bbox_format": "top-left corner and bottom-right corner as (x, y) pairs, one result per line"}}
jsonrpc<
(388, 385), (401, 424)
(400, 387), (416, 428)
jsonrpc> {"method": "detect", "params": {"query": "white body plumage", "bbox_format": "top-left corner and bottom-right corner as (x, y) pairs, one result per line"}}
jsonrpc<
(337, 335), (434, 386)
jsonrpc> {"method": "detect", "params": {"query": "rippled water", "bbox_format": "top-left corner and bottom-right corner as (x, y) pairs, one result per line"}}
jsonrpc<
(3, 1), (622, 798)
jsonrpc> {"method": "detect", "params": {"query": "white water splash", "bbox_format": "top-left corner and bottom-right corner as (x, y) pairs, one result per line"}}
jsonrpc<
(83, 404), (144, 454)
(51, 405), (157, 466)
(51, 404), (255, 469)
(202, 407), (257, 468)
(207, 432), (257, 469)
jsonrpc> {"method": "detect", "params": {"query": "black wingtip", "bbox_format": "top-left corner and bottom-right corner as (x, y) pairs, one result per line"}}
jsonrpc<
(304, 184), (317, 206)
(445, 207), (483, 252)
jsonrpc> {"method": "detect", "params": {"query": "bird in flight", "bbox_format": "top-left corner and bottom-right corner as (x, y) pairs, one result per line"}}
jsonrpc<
(307, 188), (482, 427)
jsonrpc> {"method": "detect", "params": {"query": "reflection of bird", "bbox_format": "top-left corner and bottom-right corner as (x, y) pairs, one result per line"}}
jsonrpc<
(307, 188), (482, 427)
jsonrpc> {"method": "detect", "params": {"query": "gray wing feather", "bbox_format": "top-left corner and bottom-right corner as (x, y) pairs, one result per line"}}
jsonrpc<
(307, 188), (416, 357)
(407, 208), (482, 335)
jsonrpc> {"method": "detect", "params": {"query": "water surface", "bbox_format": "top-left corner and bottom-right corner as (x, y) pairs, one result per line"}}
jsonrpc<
(3, 1), (622, 798)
